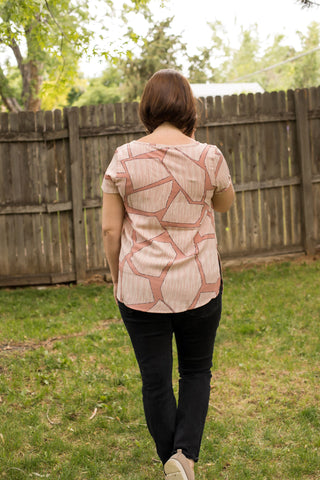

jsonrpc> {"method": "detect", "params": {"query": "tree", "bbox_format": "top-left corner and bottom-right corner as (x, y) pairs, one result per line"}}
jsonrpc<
(189, 21), (261, 84)
(203, 20), (232, 82)
(258, 35), (296, 91)
(187, 48), (211, 83)
(0, 0), (152, 112)
(227, 26), (261, 81)
(72, 66), (124, 106)
(236, 22), (320, 91)
(119, 16), (186, 101)
(293, 21), (320, 87)
(0, 0), (94, 111)
(189, 19), (320, 92)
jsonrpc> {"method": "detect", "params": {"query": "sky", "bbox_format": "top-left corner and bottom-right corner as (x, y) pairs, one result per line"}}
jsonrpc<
(80, 0), (320, 77)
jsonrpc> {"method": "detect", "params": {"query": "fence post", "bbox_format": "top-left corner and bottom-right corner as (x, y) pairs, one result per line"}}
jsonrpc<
(66, 107), (87, 282)
(294, 89), (316, 255)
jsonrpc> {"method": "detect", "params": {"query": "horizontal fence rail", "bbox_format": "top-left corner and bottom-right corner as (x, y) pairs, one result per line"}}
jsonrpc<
(0, 87), (319, 287)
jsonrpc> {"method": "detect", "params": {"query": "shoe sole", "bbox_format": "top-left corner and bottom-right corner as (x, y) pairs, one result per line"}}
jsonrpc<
(164, 458), (189, 480)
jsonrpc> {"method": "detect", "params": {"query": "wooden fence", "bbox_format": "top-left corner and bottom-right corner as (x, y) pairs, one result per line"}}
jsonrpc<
(0, 87), (319, 287)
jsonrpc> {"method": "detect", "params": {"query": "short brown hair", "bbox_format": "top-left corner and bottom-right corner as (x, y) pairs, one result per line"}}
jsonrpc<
(139, 69), (197, 137)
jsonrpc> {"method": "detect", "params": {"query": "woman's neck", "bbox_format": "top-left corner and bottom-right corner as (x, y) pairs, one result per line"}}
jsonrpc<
(137, 123), (196, 145)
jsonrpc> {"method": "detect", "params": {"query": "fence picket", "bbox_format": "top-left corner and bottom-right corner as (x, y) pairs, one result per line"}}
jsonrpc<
(54, 109), (73, 274)
(309, 87), (320, 246)
(67, 108), (86, 282)
(0, 114), (10, 275)
(294, 89), (316, 254)
(8, 113), (26, 274)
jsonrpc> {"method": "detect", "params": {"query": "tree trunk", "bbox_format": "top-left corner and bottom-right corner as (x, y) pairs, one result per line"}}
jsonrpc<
(22, 60), (42, 112)
(7, 37), (42, 112)
(0, 94), (23, 113)
(0, 60), (42, 112)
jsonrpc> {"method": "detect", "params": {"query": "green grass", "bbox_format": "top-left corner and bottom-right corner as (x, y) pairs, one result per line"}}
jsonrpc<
(0, 259), (319, 479)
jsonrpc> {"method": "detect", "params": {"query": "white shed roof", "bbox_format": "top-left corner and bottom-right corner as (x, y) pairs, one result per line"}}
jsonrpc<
(191, 82), (264, 98)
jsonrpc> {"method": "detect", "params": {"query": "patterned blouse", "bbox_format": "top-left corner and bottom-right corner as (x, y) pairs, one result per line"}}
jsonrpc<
(102, 140), (232, 313)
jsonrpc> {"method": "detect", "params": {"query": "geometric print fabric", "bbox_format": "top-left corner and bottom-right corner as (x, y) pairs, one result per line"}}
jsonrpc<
(102, 140), (231, 313)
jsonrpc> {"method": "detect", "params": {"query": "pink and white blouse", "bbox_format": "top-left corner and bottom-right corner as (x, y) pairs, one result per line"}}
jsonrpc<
(102, 140), (232, 313)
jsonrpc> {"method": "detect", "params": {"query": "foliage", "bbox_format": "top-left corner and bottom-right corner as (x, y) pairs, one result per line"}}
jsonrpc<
(0, 0), (94, 111)
(293, 22), (320, 87)
(298, 0), (320, 7)
(225, 26), (261, 81)
(258, 35), (296, 91)
(186, 22), (263, 84)
(118, 16), (185, 101)
(187, 20), (229, 83)
(72, 66), (124, 107)
(1, 0), (319, 111)
(81, 15), (186, 104)
(187, 48), (211, 83)
(0, 259), (319, 479)
(187, 20), (320, 92)
(65, 15), (320, 107)
(0, 0), (152, 112)
(0, 60), (22, 104)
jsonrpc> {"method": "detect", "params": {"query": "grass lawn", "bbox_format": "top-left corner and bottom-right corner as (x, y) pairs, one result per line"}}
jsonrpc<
(0, 258), (319, 479)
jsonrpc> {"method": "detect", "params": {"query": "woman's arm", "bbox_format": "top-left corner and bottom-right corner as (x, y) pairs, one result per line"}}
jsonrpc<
(102, 193), (125, 295)
(212, 184), (235, 213)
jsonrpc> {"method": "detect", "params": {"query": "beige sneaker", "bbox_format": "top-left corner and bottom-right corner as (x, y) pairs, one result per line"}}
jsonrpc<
(164, 449), (195, 480)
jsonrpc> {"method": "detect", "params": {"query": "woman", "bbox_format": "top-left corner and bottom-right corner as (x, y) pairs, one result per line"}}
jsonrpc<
(101, 69), (234, 480)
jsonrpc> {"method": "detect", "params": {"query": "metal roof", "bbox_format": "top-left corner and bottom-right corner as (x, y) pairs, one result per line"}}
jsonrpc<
(191, 82), (264, 98)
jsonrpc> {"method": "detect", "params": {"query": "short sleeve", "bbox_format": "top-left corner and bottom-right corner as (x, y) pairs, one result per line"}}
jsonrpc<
(101, 151), (118, 194)
(212, 146), (232, 193)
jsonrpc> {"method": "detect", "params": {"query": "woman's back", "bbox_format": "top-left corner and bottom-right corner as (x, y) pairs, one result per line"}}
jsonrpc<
(102, 137), (231, 313)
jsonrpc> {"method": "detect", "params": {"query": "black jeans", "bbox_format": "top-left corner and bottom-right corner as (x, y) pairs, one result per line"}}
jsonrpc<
(118, 291), (222, 464)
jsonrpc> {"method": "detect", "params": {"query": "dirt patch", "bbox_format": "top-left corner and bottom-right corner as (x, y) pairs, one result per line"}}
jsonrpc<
(0, 318), (121, 354)
(222, 251), (320, 271)
(81, 273), (112, 285)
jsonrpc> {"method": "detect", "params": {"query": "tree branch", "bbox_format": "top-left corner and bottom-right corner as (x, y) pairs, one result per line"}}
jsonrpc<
(44, 0), (71, 42)
(298, 0), (320, 7)
(8, 37), (24, 73)
(1, 95), (23, 113)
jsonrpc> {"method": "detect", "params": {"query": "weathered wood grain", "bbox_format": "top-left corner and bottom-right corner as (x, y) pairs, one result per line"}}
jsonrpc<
(0, 89), (319, 286)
